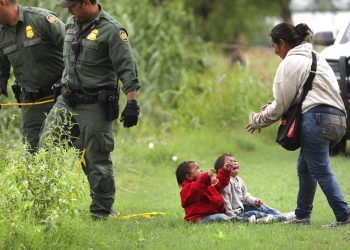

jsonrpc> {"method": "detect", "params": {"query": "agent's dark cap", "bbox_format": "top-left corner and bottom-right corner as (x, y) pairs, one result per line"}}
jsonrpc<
(57, 0), (78, 8)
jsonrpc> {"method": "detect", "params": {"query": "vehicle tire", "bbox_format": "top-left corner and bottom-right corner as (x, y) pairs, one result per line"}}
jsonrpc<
(330, 136), (347, 156)
(338, 57), (348, 110)
(329, 57), (349, 156)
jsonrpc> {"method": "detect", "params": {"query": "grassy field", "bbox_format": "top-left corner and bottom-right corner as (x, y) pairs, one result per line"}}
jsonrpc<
(1, 125), (349, 249)
(0, 47), (349, 249)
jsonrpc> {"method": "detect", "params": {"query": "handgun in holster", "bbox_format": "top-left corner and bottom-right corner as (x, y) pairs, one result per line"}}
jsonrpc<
(52, 80), (63, 103)
(61, 85), (77, 108)
(11, 80), (22, 108)
(98, 87), (120, 121)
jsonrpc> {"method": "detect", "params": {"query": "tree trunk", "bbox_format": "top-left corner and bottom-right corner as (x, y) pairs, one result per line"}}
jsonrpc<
(279, 0), (292, 23)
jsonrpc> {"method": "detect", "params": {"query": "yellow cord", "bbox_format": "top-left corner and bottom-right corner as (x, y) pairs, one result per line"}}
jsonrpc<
(0, 99), (54, 107)
(71, 148), (86, 202)
(71, 151), (168, 220)
(74, 148), (86, 175)
(118, 212), (167, 220)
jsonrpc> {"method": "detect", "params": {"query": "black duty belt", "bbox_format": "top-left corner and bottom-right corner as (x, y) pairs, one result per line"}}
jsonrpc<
(72, 93), (99, 104)
(62, 88), (99, 105)
(23, 87), (53, 101)
(61, 85), (117, 107)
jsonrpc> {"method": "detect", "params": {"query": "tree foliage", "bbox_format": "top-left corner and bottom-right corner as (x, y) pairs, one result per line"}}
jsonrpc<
(293, 0), (350, 12)
(100, 0), (205, 93)
(183, 0), (292, 44)
(21, 0), (204, 95)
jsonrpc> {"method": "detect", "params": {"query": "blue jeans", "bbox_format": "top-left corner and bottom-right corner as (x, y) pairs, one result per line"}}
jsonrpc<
(239, 204), (285, 221)
(296, 106), (350, 221)
(200, 213), (231, 223)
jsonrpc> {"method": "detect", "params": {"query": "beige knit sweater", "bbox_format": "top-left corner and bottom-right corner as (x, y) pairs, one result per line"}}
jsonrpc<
(221, 176), (257, 217)
(249, 43), (346, 128)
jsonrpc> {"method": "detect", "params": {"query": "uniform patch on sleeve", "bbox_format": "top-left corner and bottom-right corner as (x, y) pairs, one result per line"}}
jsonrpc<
(119, 30), (128, 41)
(47, 14), (58, 24)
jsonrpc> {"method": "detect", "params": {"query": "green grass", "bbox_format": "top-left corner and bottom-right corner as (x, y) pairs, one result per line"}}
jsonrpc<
(1, 126), (349, 249)
(1, 47), (349, 249)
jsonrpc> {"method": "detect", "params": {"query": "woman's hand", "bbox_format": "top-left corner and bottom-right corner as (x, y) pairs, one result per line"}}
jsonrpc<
(245, 123), (261, 134)
(246, 112), (261, 134)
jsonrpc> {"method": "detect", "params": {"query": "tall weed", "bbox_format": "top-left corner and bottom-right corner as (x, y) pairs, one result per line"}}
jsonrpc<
(0, 90), (22, 139)
(0, 115), (86, 228)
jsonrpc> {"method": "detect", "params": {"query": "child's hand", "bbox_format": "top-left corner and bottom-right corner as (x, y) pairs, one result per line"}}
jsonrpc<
(255, 199), (264, 207)
(211, 177), (219, 186)
(207, 168), (215, 177)
(223, 160), (234, 171)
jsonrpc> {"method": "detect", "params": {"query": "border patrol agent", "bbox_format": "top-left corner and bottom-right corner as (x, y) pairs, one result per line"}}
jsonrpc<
(0, 0), (65, 153)
(46, 0), (140, 220)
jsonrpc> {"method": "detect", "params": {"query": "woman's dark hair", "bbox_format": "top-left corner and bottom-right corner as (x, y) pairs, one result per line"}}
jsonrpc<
(175, 161), (194, 186)
(269, 23), (313, 48)
(214, 153), (232, 173)
(77, 0), (97, 4)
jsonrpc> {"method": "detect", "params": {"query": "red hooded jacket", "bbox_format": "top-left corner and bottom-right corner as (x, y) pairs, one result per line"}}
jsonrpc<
(180, 168), (231, 222)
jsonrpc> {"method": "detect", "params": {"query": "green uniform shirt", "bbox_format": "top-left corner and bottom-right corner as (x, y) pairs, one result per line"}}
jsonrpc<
(62, 6), (140, 94)
(0, 5), (65, 93)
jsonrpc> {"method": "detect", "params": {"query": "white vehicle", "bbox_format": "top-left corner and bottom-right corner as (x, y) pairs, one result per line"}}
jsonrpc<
(317, 22), (350, 58)
(314, 23), (350, 155)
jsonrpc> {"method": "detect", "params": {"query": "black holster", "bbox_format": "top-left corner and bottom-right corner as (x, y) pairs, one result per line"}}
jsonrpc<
(12, 81), (21, 103)
(11, 81), (22, 107)
(61, 86), (77, 108)
(98, 88), (119, 121)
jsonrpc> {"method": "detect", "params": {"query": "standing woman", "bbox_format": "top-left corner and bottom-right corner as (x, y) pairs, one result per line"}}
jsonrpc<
(246, 23), (350, 227)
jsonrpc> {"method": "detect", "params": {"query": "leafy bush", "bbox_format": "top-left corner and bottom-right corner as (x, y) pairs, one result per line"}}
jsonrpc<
(0, 114), (86, 227)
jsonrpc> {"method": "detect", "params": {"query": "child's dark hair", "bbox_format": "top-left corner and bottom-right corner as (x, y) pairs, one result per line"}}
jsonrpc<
(176, 161), (194, 186)
(269, 23), (313, 48)
(214, 153), (232, 173)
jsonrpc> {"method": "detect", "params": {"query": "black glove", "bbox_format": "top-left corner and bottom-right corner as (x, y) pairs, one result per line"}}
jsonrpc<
(120, 99), (140, 128)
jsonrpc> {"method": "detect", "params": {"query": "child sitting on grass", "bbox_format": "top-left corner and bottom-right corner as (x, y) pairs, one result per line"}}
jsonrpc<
(214, 153), (295, 224)
(176, 160), (234, 223)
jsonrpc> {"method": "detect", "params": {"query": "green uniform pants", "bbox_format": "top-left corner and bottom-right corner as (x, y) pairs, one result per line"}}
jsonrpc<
(20, 93), (53, 153)
(40, 95), (115, 216)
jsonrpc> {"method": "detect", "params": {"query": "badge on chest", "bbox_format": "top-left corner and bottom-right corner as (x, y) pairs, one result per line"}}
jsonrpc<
(26, 25), (34, 39)
(87, 29), (99, 41)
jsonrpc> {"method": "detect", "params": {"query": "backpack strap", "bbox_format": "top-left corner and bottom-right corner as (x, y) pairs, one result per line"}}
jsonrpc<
(299, 52), (317, 104)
